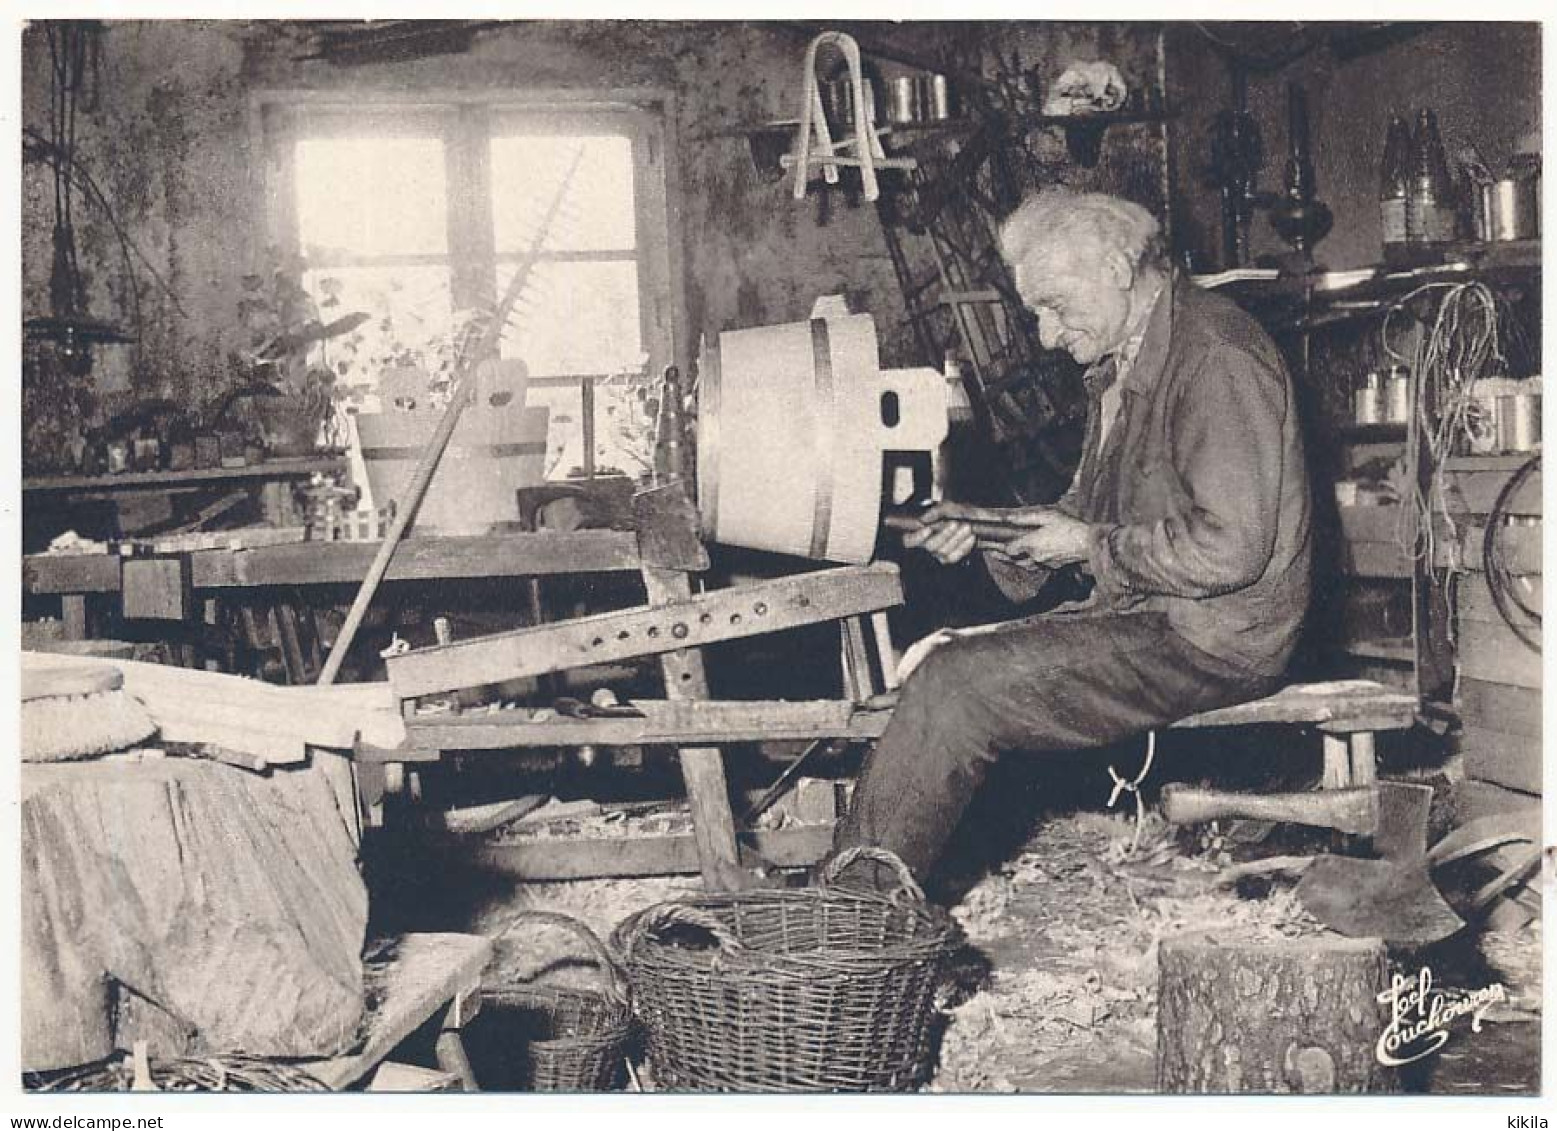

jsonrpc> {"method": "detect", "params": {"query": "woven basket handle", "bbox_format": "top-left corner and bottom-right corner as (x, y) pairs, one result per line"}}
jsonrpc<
(494, 910), (629, 1006)
(621, 902), (743, 961)
(821, 845), (926, 903)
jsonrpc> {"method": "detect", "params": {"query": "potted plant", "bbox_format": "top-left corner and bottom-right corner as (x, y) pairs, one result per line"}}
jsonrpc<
(229, 250), (368, 456)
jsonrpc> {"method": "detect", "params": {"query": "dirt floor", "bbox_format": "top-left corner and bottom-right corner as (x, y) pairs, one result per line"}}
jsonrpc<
(376, 795), (1542, 1095)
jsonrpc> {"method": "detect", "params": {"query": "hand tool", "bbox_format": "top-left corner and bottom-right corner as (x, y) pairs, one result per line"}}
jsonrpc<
(1298, 807), (1541, 945)
(1162, 781), (1468, 944)
(552, 696), (645, 720)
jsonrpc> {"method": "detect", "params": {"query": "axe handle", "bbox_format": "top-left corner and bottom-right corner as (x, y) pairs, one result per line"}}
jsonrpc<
(1161, 785), (1377, 836)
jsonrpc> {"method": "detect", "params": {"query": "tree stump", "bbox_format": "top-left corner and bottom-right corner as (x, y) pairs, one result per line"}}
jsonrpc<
(1157, 932), (1397, 1094)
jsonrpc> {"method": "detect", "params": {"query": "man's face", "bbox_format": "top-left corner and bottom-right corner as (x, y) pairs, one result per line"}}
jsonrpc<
(1012, 239), (1133, 366)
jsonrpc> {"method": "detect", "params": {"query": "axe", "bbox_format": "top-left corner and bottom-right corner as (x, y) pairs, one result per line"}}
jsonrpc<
(1162, 780), (1470, 944)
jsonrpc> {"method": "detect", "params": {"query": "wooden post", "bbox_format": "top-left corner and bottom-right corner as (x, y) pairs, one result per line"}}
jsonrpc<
(641, 565), (744, 892)
(1321, 734), (1352, 789)
(1157, 932), (1397, 1094)
(1348, 732), (1378, 787)
(61, 594), (88, 641)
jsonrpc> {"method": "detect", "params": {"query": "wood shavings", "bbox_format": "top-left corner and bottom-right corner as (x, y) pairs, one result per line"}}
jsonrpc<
(934, 808), (1325, 1092)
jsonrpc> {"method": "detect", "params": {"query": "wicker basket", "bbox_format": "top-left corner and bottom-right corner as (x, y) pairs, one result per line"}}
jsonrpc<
(611, 847), (963, 1092)
(30, 1052), (329, 1093)
(476, 911), (633, 1092)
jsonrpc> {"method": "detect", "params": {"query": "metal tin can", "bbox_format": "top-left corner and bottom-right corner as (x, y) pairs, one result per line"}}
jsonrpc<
(1354, 372), (1383, 425)
(1385, 367), (1413, 424)
(923, 73), (953, 120)
(887, 76), (919, 124)
(1496, 393), (1541, 452)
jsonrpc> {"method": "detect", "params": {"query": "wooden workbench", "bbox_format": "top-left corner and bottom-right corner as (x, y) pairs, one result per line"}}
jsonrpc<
(23, 531), (643, 643)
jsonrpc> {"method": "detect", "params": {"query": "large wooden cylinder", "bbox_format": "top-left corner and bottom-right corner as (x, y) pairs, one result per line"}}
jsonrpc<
(1157, 932), (1397, 1094)
(697, 309), (946, 563)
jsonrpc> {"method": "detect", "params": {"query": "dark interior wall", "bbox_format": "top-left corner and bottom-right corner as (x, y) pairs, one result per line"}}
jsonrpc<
(22, 18), (1168, 446)
(1166, 22), (1542, 271)
(20, 19), (907, 426)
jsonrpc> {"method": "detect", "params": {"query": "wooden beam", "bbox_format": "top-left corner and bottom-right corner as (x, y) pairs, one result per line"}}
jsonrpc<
(465, 824), (836, 881)
(306, 933), (491, 1090)
(394, 698), (890, 756)
(197, 531), (642, 588)
(642, 565), (745, 893)
(1169, 681), (1417, 732)
(385, 562), (904, 698)
(23, 531), (644, 596)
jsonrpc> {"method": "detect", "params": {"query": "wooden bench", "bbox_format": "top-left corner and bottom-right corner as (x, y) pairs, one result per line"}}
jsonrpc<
(1166, 679), (1419, 790)
(396, 679), (1418, 882)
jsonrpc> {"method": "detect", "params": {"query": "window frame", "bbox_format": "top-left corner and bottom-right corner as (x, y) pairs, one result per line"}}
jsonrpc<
(249, 86), (686, 394)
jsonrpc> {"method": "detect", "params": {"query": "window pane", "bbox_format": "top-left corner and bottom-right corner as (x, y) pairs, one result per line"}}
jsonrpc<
(296, 137), (448, 258)
(496, 260), (643, 377)
(490, 135), (636, 253)
(304, 264), (453, 409)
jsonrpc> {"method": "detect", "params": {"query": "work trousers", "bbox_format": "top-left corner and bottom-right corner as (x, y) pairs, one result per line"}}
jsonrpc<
(834, 610), (1279, 879)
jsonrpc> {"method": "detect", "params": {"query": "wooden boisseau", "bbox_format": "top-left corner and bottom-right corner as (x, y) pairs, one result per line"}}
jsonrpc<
(696, 306), (947, 564)
(354, 360), (549, 536)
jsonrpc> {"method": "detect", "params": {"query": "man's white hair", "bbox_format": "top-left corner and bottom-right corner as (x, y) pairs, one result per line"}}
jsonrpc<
(999, 188), (1165, 273)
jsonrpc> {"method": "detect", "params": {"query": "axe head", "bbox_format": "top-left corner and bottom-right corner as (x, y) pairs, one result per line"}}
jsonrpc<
(1371, 781), (1434, 861)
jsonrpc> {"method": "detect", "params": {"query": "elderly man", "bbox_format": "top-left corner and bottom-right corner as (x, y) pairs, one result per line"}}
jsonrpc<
(833, 188), (1312, 884)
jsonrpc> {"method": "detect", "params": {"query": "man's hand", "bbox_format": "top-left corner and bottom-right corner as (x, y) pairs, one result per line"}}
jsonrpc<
(997, 510), (1092, 567)
(903, 501), (1050, 565)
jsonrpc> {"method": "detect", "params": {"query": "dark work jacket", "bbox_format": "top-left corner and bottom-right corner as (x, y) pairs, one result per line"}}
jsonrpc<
(987, 273), (1313, 678)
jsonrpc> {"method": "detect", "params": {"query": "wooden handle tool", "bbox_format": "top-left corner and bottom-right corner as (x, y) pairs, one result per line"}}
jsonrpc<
(1160, 784), (1378, 837)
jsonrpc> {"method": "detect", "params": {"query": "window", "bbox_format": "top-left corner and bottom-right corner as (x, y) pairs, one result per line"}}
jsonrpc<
(258, 94), (678, 479)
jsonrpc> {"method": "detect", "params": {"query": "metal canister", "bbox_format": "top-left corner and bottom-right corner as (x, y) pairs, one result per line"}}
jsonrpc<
(1477, 177), (1540, 242)
(1496, 393), (1541, 452)
(921, 73), (953, 121)
(1385, 366), (1413, 424)
(1354, 371), (1384, 425)
(887, 76), (919, 124)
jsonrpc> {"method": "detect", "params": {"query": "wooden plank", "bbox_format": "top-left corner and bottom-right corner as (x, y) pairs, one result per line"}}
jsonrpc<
(1169, 681), (1417, 732)
(22, 456), (345, 493)
(1340, 540), (1412, 580)
(367, 1061), (460, 1093)
(1457, 620), (1543, 689)
(193, 530), (642, 588)
(400, 698), (880, 754)
(61, 594), (88, 639)
(467, 824), (836, 880)
(385, 563), (904, 699)
(121, 557), (193, 621)
(22, 652), (406, 752)
(307, 933), (491, 1090)
(643, 565), (744, 894)
(23, 531), (643, 595)
(1432, 520), (1542, 574)
(1456, 679), (1541, 739)
(1458, 573), (1542, 624)
(24, 555), (121, 596)
(1435, 466), (1541, 518)
(1455, 723), (1543, 796)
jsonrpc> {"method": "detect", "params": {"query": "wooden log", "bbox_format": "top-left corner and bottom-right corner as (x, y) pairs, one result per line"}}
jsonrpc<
(1157, 933), (1396, 1094)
